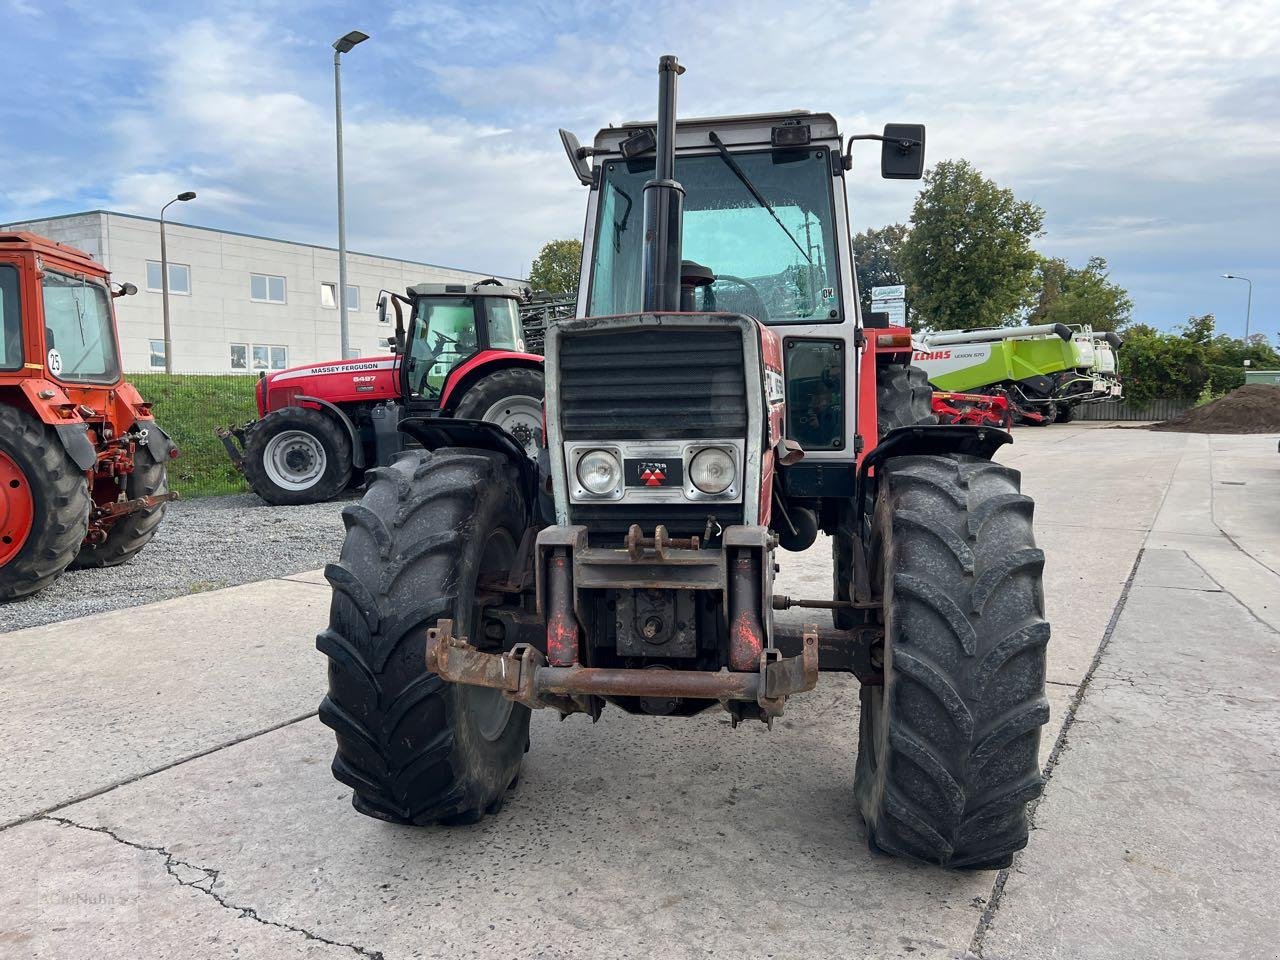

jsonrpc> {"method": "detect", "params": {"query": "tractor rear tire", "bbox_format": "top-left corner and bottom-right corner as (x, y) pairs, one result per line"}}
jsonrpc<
(71, 443), (170, 568)
(0, 406), (91, 601)
(855, 454), (1049, 869)
(243, 407), (353, 506)
(875, 364), (937, 438)
(452, 368), (545, 458)
(834, 363), (937, 627)
(318, 448), (531, 825)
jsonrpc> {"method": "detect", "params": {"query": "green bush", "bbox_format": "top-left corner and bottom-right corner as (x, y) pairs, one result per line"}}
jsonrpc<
(128, 373), (259, 497)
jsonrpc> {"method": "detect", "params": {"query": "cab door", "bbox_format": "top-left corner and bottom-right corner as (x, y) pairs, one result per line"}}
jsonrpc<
(400, 296), (481, 415)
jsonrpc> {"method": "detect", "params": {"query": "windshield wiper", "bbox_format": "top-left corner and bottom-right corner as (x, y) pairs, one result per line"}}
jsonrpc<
(707, 130), (812, 267)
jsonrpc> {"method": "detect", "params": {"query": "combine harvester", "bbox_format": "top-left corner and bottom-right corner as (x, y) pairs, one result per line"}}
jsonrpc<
(913, 323), (1122, 425)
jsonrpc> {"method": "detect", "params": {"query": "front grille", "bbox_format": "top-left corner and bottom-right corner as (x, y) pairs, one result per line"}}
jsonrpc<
(573, 502), (744, 541)
(558, 328), (747, 440)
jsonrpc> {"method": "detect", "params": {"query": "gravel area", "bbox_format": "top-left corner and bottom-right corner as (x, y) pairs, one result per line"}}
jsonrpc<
(2, 492), (352, 632)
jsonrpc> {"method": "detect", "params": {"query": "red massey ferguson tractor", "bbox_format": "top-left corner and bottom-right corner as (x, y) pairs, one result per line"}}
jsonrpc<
(218, 281), (544, 504)
(0, 232), (177, 601)
(315, 58), (1050, 869)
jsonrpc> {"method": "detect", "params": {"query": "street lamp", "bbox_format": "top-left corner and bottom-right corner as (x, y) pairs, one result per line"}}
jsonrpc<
(333, 29), (368, 361)
(160, 190), (197, 374)
(1221, 274), (1253, 341)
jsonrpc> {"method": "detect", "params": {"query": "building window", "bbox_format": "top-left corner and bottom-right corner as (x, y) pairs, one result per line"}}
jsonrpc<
(150, 339), (167, 369)
(348, 348), (361, 359)
(320, 282), (359, 310)
(250, 273), (286, 304)
(146, 261), (190, 295)
(232, 342), (287, 372)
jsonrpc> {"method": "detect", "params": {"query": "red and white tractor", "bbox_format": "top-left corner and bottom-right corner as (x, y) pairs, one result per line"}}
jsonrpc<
(219, 281), (543, 504)
(314, 58), (1050, 869)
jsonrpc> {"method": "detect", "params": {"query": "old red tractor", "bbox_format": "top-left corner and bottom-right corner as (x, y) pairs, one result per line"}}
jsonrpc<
(219, 281), (543, 505)
(1, 232), (176, 601)
(316, 58), (1050, 869)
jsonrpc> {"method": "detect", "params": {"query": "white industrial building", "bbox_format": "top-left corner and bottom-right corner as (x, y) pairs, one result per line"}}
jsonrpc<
(1, 210), (523, 373)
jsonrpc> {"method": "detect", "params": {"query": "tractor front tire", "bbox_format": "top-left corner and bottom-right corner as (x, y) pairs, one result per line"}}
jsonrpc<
(242, 407), (353, 506)
(856, 454), (1049, 869)
(318, 448), (531, 825)
(72, 443), (170, 568)
(452, 368), (545, 458)
(0, 406), (91, 601)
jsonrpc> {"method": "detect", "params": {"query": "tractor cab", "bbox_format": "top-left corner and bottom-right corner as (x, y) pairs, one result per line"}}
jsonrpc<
(397, 281), (529, 407)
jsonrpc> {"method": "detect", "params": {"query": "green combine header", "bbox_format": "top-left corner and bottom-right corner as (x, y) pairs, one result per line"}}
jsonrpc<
(912, 322), (1122, 424)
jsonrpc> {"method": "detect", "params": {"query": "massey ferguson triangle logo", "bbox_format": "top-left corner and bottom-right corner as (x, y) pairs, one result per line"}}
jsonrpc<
(640, 467), (667, 486)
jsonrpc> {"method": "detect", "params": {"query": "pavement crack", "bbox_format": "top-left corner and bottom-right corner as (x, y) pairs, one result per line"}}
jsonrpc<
(42, 815), (384, 960)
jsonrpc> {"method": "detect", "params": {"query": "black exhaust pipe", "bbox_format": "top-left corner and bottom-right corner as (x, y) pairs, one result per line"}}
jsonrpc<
(641, 55), (686, 314)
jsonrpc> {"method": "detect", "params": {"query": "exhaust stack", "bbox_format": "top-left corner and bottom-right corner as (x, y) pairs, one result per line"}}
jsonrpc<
(641, 55), (686, 314)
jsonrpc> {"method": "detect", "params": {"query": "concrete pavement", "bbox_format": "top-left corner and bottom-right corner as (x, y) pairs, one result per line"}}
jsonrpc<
(1, 424), (1277, 959)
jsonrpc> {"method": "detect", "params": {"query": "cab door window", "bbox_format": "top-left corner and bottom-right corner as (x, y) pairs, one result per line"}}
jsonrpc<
(406, 297), (478, 398)
(0, 264), (21, 371)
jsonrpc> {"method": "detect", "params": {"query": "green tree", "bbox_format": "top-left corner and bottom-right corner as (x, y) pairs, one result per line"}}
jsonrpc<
(851, 223), (908, 314)
(1029, 256), (1132, 331)
(528, 239), (583, 295)
(1117, 313), (1280, 403)
(899, 159), (1045, 331)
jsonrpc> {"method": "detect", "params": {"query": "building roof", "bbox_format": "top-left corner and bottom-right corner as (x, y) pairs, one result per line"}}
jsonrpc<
(0, 209), (525, 283)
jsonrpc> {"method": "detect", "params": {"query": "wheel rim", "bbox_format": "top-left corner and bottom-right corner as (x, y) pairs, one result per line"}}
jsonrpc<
(466, 526), (518, 741)
(0, 450), (35, 567)
(262, 430), (327, 490)
(481, 395), (542, 459)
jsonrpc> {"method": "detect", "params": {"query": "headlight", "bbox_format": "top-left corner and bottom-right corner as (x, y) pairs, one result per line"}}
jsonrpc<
(576, 449), (622, 495)
(689, 447), (736, 495)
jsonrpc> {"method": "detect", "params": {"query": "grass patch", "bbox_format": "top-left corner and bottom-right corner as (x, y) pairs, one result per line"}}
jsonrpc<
(129, 372), (258, 497)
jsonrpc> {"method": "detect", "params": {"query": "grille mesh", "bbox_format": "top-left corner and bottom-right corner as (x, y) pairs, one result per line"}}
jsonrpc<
(557, 328), (747, 440)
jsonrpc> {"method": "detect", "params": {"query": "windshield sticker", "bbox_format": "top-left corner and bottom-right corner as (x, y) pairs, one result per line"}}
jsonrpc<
(47, 348), (63, 376)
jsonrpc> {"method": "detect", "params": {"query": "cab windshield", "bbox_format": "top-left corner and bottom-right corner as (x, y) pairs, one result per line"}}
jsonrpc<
(587, 147), (841, 324)
(41, 271), (120, 383)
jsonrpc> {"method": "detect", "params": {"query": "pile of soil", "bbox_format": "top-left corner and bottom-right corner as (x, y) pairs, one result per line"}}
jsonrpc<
(1148, 384), (1280, 434)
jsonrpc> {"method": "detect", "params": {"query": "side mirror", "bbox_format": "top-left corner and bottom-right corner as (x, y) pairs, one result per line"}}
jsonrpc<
(112, 281), (138, 298)
(881, 123), (926, 180)
(559, 129), (593, 186)
(376, 289), (390, 325)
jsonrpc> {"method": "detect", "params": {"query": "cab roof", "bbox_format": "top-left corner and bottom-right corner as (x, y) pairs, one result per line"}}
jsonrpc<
(593, 111), (840, 154)
(408, 279), (526, 300)
(0, 232), (105, 274)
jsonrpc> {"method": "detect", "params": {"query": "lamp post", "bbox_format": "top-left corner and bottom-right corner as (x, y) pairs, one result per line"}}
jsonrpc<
(333, 29), (369, 361)
(1221, 273), (1253, 341)
(160, 191), (197, 374)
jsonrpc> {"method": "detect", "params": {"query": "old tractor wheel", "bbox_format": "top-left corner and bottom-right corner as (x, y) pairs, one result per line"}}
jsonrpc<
(242, 407), (353, 506)
(875, 363), (937, 438)
(71, 443), (170, 569)
(833, 363), (937, 628)
(856, 454), (1049, 869)
(452, 368), (545, 459)
(318, 448), (531, 825)
(0, 406), (91, 601)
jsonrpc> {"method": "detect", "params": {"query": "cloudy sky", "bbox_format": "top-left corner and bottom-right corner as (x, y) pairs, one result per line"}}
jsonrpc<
(2, 0), (1276, 338)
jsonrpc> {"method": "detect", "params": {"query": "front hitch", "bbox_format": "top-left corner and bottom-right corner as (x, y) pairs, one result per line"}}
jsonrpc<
(426, 618), (820, 722)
